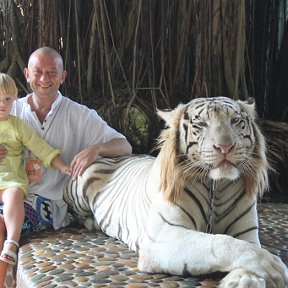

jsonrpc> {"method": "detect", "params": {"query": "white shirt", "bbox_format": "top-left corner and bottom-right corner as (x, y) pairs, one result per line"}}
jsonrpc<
(12, 92), (126, 229)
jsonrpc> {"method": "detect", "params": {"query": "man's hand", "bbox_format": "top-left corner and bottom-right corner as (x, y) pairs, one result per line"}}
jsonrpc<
(70, 145), (100, 180)
(70, 138), (132, 180)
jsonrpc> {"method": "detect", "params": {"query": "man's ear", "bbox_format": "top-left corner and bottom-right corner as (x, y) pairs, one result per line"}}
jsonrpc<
(61, 70), (68, 84)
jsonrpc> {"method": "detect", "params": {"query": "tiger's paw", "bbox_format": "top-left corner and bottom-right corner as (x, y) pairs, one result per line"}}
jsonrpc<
(219, 268), (265, 288)
(138, 250), (161, 274)
(222, 238), (288, 288)
(84, 217), (100, 230)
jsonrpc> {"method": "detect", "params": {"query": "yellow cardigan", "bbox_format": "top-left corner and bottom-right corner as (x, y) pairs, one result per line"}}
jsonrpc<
(0, 115), (60, 196)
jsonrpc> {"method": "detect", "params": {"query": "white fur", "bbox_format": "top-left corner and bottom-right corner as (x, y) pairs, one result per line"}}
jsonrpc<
(64, 97), (288, 288)
(209, 165), (240, 180)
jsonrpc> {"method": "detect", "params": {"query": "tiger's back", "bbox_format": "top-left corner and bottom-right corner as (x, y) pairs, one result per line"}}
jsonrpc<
(65, 155), (155, 250)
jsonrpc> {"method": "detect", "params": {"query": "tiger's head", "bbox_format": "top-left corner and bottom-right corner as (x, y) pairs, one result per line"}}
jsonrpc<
(157, 96), (269, 202)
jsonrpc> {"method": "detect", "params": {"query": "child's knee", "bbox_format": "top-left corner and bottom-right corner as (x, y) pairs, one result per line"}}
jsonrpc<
(4, 187), (25, 202)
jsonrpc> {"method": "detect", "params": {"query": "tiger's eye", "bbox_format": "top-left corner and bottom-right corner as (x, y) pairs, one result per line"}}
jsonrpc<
(197, 122), (208, 128)
(231, 117), (240, 125)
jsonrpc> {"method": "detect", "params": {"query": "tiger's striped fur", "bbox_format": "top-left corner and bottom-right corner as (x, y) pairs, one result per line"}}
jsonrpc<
(64, 97), (288, 288)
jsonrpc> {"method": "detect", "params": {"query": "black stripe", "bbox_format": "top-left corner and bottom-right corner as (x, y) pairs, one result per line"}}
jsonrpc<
(175, 203), (197, 229)
(186, 141), (197, 154)
(223, 202), (255, 234)
(82, 177), (102, 199)
(183, 111), (189, 120)
(96, 168), (117, 174)
(183, 122), (188, 142)
(158, 212), (190, 229)
(66, 179), (91, 215)
(184, 187), (208, 224)
(194, 103), (205, 111)
(232, 226), (258, 239)
(215, 190), (246, 222)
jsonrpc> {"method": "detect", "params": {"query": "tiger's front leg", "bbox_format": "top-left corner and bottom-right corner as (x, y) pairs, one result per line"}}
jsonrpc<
(138, 217), (288, 288)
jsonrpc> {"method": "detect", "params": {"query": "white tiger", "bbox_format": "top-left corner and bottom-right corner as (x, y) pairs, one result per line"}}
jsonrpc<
(64, 96), (288, 288)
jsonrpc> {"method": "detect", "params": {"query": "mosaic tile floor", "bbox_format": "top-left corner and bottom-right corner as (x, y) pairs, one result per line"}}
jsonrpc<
(4, 202), (288, 288)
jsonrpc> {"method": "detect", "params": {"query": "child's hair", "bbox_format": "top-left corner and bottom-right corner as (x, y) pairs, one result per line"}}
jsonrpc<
(0, 73), (18, 98)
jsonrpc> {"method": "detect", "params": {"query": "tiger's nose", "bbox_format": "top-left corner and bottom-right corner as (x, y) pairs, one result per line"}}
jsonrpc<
(213, 144), (235, 155)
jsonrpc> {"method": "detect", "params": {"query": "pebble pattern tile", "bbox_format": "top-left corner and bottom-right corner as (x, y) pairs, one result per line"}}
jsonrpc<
(4, 203), (288, 288)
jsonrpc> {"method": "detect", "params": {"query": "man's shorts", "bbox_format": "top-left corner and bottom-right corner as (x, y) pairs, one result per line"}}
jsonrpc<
(0, 194), (54, 235)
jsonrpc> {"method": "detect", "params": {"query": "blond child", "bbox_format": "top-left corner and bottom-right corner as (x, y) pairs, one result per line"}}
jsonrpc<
(0, 73), (70, 280)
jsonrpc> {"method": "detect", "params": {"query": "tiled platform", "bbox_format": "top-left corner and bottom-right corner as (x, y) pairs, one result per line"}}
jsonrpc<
(5, 203), (288, 288)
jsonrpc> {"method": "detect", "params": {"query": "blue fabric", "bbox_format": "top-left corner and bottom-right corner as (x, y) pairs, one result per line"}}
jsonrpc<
(0, 194), (53, 235)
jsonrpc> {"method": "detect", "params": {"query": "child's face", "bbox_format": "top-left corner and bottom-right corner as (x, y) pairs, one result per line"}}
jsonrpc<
(0, 93), (15, 121)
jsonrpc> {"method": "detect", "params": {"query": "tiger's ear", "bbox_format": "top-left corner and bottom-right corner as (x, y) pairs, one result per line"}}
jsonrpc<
(157, 103), (186, 128)
(237, 97), (257, 119)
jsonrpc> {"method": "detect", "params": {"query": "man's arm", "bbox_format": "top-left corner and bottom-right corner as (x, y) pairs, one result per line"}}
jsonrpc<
(70, 138), (132, 180)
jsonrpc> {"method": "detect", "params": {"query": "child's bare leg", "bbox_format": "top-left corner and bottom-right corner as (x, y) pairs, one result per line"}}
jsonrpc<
(0, 213), (7, 287)
(0, 214), (6, 251)
(0, 187), (25, 285)
(1, 187), (24, 251)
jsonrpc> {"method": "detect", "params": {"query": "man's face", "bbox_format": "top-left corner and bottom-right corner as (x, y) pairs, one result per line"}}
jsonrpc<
(25, 53), (67, 101)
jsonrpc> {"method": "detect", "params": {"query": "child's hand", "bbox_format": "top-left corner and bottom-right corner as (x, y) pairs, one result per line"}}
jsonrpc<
(51, 155), (71, 176)
(61, 166), (72, 176)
